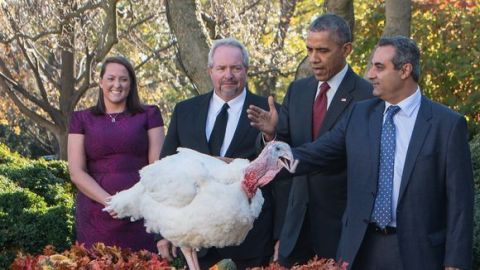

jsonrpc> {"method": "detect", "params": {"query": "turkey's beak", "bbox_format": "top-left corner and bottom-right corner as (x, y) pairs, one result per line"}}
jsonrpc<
(279, 154), (298, 173)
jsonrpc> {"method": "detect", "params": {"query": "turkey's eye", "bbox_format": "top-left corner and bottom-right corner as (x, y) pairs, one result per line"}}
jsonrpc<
(275, 146), (280, 151)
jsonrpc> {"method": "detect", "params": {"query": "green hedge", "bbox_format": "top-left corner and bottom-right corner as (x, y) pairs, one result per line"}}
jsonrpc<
(0, 144), (75, 269)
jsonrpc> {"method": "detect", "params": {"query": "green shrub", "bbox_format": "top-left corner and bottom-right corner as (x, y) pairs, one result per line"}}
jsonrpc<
(0, 144), (74, 269)
(0, 149), (73, 206)
(44, 159), (71, 181)
(0, 143), (26, 166)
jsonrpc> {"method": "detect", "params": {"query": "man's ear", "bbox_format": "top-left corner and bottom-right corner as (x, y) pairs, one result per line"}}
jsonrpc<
(342, 42), (353, 57)
(400, 63), (413, 80)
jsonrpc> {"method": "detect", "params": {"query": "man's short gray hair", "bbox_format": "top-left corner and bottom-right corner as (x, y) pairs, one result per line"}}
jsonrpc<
(207, 37), (249, 68)
(378, 36), (421, 83)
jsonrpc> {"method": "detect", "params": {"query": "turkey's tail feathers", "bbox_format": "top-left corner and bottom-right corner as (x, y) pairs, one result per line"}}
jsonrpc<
(103, 182), (145, 221)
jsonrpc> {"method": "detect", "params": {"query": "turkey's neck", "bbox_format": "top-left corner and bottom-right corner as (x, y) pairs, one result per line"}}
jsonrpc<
(242, 158), (268, 198)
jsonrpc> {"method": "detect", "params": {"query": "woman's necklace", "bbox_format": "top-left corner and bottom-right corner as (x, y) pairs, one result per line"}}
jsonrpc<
(107, 112), (121, 123)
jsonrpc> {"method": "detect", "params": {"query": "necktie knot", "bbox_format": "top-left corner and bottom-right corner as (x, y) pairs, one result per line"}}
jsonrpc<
(386, 105), (400, 120)
(220, 103), (230, 113)
(319, 82), (330, 95)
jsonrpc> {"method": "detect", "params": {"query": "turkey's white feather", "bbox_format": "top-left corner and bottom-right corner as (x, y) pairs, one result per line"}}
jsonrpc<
(105, 147), (263, 249)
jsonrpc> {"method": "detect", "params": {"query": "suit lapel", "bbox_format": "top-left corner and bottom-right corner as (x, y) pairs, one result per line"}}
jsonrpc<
(196, 92), (213, 154)
(369, 102), (385, 186)
(398, 96), (432, 202)
(319, 67), (355, 135)
(225, 90), (253, 157)
(301, 77), (319, 142)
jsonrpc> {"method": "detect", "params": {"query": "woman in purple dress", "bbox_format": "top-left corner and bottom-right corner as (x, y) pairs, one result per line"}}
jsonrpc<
(67, 56), (165, 252)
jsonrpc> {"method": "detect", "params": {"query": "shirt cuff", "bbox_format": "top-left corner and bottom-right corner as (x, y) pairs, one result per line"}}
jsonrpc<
(262, 133), (276, 144)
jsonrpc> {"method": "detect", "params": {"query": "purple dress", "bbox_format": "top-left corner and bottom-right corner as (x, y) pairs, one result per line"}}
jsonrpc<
(69, 105), (164, 252)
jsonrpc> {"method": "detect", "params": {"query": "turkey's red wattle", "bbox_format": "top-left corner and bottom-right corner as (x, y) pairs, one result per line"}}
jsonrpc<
(242, 170), (257, 198)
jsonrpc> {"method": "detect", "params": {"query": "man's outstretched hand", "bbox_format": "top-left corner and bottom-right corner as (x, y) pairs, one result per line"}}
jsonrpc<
(247, 96), (278, 142)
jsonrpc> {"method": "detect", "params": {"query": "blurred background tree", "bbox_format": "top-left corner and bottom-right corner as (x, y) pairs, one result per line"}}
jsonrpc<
(0, 0), (478, 159)
(0, 0), (177, 159)
(351, 0), (479, 135)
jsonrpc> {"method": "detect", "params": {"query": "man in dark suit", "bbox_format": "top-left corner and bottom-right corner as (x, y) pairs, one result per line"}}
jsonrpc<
(249, 14), (372, 267)
(157, 37), (273, 270)
(251, 36), (474, 269)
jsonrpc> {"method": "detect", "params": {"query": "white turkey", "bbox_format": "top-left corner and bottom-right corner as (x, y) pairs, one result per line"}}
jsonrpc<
(104, 141), (297, 270)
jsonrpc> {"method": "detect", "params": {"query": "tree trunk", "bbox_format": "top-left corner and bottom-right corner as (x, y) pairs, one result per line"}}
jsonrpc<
(55, 129), (68, 161)
(294, 56), (312, 81)
(165, 0), (212, 95)
(383, 0), (411, 37)
(295, 0), (354, 80)
(57, 0), (75, 160)
(363, 0), (412, 76)
(325, 0), (354, 36)
(57, 49), (73, 160)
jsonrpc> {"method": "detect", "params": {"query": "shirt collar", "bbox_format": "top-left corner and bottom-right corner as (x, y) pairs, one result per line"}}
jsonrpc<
(211, 88), (247, 114)
(317, 64), (349, 91)
(384, 87), (421, 117)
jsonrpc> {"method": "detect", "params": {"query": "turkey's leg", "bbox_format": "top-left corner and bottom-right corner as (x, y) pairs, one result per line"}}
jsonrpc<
(192, 249), (200, 270)
(180, 246), (200, 270)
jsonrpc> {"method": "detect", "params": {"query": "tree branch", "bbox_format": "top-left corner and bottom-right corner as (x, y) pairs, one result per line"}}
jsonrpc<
(26, 40), (61, 90)
(0, 75), (58, 133)
(121, 14), (157, 37)
(0, 30), (61, 44)
(135, 41), (177, 70)
(17, 40), (50, 105)
(0, 58), (53, 113)
(93, 0), (118, 62)
(74, 52), (95, 106)
(62, 0), (103, 21)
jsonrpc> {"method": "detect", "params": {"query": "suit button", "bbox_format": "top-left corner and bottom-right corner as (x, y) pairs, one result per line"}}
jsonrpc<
(363, 219), (369, 224)
(371, 192), (376, 197)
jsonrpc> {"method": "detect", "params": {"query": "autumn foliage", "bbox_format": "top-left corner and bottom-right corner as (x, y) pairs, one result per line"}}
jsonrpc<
(10, 243), (349, 270)
(251, 257), (348, 270)
(10, 243), (172, 270)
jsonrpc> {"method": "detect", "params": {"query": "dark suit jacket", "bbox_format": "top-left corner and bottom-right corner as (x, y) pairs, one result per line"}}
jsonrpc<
(274, 68), (373, 259)
(293, 96), (474, 269)
(161, 90), (274, 260)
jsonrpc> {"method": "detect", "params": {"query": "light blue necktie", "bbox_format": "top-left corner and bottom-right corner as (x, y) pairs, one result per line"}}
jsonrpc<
(372, 105), (401, 228)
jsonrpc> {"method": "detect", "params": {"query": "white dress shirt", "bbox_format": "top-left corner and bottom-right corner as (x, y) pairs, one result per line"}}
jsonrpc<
(384, 88), (421, 227)
(205, 88), (246, 157)
(315, 64), (349, 109)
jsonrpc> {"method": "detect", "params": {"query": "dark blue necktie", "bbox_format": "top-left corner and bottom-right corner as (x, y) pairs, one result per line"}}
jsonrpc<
(372, 105), (401, 228)
(209, 103), (229, 156)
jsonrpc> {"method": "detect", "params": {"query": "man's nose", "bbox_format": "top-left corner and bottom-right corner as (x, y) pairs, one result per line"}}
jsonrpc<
(225, 69), (234, 79)
(308, 52), (320, 63)
(366, 67), (375, 79)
